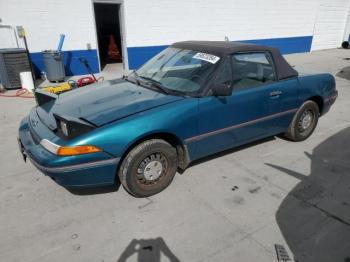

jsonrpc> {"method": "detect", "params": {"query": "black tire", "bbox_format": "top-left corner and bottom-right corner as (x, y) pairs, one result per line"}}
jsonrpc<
(342, 41), (349, 49)
(118, 139), (178, 197)
(285, 100), (319, 142)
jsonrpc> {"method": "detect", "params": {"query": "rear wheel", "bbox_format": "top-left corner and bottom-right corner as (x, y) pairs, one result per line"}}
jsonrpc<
(285, 100), (319, 142)
(118, 139), (178, 197)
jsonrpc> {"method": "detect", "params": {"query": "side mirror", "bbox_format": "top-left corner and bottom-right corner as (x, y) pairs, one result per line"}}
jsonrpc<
(212, 84), (232, 97)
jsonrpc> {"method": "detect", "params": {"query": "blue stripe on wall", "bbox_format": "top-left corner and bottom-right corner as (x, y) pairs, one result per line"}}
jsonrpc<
(239, 36), (313, 54)
(30, 49), (99, 78)
(127, 45), (169, 69)
(29, 36), (313, 75)
(127, 36), (313, 70)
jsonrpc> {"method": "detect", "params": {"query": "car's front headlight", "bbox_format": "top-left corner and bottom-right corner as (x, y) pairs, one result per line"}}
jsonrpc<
(54, 114), (96, 140)
(60, 120), (69, 137)
(40, 139), (102, 156)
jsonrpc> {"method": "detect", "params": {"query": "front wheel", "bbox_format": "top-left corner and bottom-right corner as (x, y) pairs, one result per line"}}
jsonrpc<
(118, 139), (178, 197)
(285, 100), (319, 142)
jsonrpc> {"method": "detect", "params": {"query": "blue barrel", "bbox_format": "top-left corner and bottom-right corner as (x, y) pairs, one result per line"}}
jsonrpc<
(42, 50), (65, 82)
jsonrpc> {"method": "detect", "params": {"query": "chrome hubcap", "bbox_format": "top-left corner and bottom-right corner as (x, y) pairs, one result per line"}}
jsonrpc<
(143, 160), (163, 181)
(137, 153), (168, 185)
(301, 111), (313, 130)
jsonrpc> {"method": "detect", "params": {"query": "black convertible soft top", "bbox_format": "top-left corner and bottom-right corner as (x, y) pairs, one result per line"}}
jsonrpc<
(171, 41), (298, 80)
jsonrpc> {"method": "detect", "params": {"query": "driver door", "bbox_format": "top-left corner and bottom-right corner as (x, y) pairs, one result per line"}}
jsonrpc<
(194, 52), (282, 159)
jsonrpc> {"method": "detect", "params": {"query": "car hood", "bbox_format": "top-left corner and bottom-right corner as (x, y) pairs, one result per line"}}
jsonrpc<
(36, 79), (184, 128)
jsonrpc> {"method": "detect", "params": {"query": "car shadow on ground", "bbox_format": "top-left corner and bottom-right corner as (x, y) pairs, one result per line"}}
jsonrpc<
(183, 136), (276, 171)
(66, 182), (121, 195)
(336, 65), (350, 81)
(117, 237), (180, 262)
(266, 127), (350, 262)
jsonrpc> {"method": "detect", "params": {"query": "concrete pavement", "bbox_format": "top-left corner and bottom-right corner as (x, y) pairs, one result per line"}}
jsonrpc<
(0, 49), (350, 262)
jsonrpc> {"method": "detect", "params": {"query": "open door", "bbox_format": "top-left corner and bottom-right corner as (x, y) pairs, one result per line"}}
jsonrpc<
(93, 2), (123, 70)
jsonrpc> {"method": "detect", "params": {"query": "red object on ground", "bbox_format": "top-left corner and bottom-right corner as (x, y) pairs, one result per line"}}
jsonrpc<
(0, 89), (33, 98)
(108, 35), (121, 60)
(77, 76), (96, 87)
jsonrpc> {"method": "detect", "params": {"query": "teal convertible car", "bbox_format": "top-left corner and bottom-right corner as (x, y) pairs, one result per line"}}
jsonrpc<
(18, 41), (337, 197)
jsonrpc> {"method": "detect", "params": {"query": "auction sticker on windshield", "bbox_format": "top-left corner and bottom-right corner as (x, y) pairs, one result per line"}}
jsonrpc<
(193, 52), (220, 64)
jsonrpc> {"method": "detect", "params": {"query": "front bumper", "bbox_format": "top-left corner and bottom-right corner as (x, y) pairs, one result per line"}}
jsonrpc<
(18, 114), (119, 187)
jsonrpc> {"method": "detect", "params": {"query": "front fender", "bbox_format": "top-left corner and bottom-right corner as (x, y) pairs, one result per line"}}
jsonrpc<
(69, 98), (199, 158)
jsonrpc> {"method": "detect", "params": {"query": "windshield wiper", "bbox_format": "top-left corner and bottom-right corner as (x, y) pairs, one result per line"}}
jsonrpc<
(125, 71), (141, 85)
(138, 75), (170, 95)
(134, 71), (143, 86)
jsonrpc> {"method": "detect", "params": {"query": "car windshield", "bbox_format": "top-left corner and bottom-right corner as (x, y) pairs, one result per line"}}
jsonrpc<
(134, 47), (221, 95)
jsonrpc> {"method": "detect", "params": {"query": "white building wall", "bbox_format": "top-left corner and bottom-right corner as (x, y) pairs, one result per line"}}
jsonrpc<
(124, 0), (319, 47)
(0, 0), (101, 75)
(1, 0), (350, 73)
(343, 9), (350, 42)
(0, 0), (97, 52)
(311, 0), (350, 51)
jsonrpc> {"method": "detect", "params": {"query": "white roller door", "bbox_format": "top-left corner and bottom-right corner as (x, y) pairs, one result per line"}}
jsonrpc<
(311, 0), (350, 51)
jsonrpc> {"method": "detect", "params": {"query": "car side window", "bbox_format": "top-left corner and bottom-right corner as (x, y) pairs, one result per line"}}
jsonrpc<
(231, 52), (276, 91)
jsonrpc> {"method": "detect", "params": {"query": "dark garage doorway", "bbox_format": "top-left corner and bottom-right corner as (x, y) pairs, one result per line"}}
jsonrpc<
(94, 2), (123, 70)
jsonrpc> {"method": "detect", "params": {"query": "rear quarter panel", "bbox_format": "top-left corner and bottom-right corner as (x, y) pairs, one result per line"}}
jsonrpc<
(297, 73), (337, 114)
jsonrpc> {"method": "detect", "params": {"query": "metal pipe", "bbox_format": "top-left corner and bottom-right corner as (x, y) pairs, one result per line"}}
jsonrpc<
(0, 25), (19, 48)
(22, 34), (36, 84)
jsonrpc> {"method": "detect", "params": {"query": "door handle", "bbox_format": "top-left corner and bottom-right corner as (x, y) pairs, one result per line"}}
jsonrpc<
(270, 90), (282, 96)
